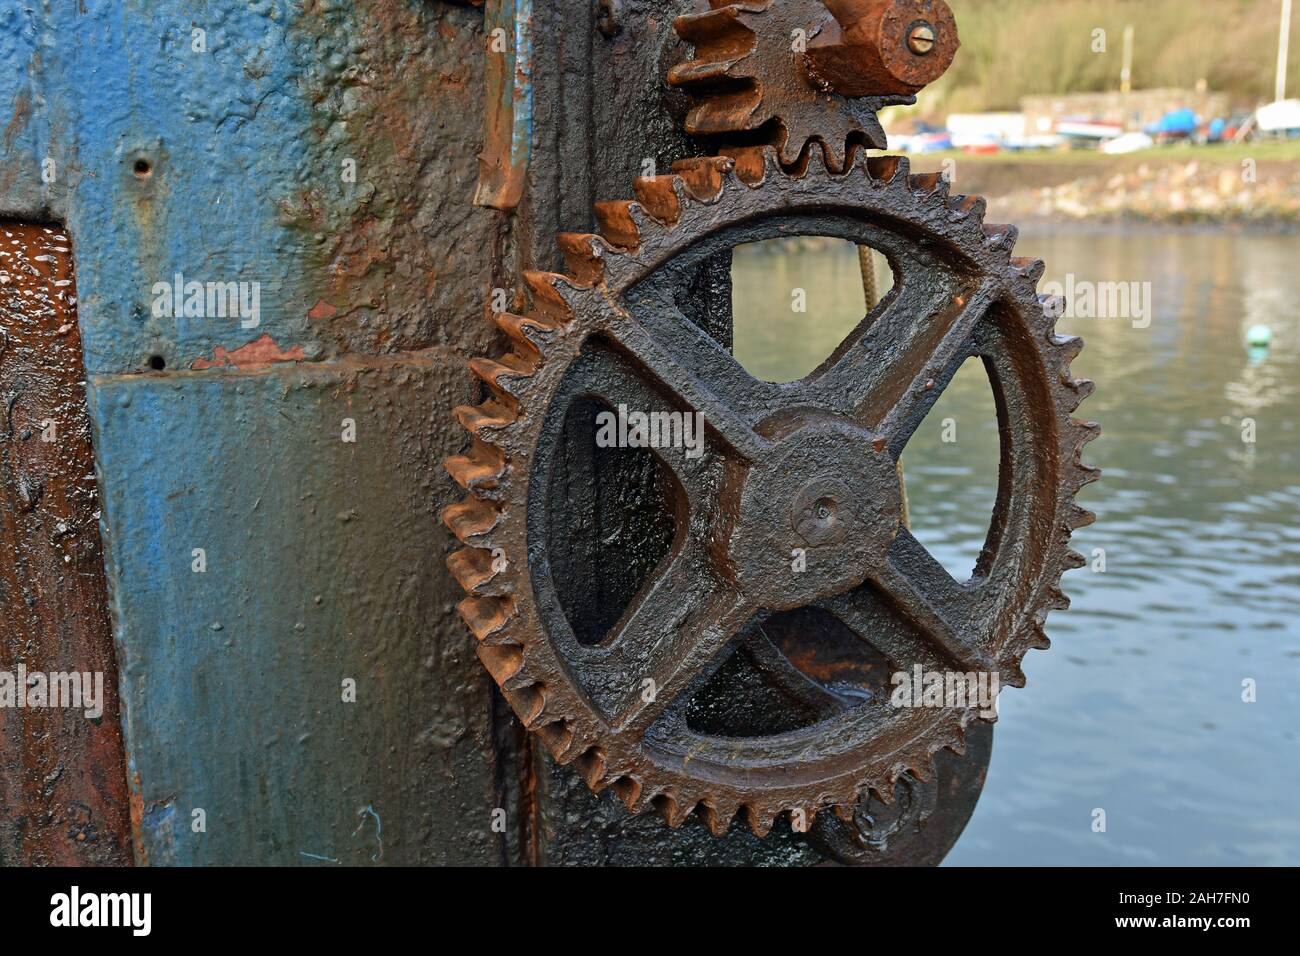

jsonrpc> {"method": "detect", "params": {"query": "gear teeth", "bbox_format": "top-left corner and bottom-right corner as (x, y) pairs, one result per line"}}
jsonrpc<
(743, 804), (777, 838)
(1064, 549), (1087, 570)
(1004, 662), (1028, 688)
(1027, 623), (1052, 650)
(1047, 586), (1071, 611)
(633, 175), (687, 224)
(800, 139), (833, 179)
(535, 718), (576, 760)
(469, 355), (534, 402)
(1051, 332), (1084, 358)
(1063, 374), (1090, 404)
(1011, 256), (1046, 283)
(698, 801), (735, 837)
(611, 776), (642, 811)
(509, 683), (546, 726)
(491, 310), (558, 364)
(668, 4), (763, 139)
(1064, 381), (1096, 415)
(841, 139), (869, 174)
(1038, 294), (1065, 321)
(458, 595), (514, 643)
(772, 136), (812, 177)
(655, 794), (694, 829)
(594, 200), (646, 250)
(445, 438), (506, 491)
(453, 399), (517, 438)
(670, 155), (735, 199)
(718, 145), (770, 185)
(949, 194), (987, 221)
(1068, 377), (1096, 400)
(556, 232), (615, 285)
(982, 223), (1019, 253)
(866, 154), (908, 185)
(447, 546), (506, 595)
(575, 747), (607, 788)
(949, 723), (968, 756)
(671, 4), (759, 51)
(523, 270), (575, 322)
(441, 497), (500, 545)
(1066, 503), (1096, 531)
(1075, 461), (1103, 488)
(818, 130), (872, 175)
(909, 172), (949, 198)
(684, 86), (763, 136)
(668, 57), (744, 86)
(475, 638), (524, 687)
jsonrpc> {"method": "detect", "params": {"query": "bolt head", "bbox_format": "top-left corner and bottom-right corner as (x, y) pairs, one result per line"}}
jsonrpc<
(907, 22), (936, 56)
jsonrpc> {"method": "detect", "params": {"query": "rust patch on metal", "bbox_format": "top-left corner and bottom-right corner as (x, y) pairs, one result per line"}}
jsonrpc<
(0, 222), (132, 866)
(189, 333), (307, 370)
(307, 299), (338, 321)
(283, 0), (498, 359)
(474, 0), (532, 210)
(128, 771), (147, 866)
(4, 88), (32, 150)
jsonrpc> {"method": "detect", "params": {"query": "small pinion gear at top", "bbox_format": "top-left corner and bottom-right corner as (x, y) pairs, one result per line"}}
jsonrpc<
(669, 0), (960, 171)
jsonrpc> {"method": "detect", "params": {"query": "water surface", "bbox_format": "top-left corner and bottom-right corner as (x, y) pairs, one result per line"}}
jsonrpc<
(732, 230), (1300, 866)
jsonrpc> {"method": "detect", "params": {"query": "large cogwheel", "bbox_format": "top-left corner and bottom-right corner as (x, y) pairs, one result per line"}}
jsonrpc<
(444, 145), (1099, 836)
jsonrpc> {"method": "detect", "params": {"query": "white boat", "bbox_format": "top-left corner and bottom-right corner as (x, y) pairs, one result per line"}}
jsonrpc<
(1256, 99), (1300, 134)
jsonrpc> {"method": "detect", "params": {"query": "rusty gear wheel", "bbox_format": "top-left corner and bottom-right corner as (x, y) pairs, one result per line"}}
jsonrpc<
(444, 145), (1098, 836)
(669, 0), (959, 171)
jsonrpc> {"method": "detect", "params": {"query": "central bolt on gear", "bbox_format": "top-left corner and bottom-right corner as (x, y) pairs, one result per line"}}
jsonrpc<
(445, 145), (1100, 836)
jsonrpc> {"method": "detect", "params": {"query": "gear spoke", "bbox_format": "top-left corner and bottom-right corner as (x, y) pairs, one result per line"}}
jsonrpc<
(579, 349), (724, 501)
(601, 562), (752, 739)
(810, 276), (996, 449)
(745, 625), (848, 717)
(601, 308), (771, 463)
(818, 587), (945, 678)
(864, 529), (995, 674)
(874, 280), (999, 456)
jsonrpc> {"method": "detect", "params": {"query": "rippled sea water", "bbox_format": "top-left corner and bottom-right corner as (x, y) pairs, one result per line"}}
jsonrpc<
(731, 230), (1300, 866)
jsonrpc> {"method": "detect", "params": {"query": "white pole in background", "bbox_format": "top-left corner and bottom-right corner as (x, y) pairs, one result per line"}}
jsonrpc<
(1279, 0), (1293, 103)
(1120, 24), (1134, 95)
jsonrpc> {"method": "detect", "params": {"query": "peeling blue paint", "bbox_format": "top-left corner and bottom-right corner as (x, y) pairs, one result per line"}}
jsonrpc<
(2, 1), (509, 865)
(89, 356), (500, 864)
(474, 0), (533, 209)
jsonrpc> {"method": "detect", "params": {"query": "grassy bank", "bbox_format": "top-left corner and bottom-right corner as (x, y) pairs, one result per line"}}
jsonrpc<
(923, 0), (1298, 117)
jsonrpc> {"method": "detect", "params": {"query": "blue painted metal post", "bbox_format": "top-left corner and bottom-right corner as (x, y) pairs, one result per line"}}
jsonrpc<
(2, 1), (515, 865)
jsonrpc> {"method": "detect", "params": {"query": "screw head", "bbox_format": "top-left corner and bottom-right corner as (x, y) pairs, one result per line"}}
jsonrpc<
(907, 22), (936, 56)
